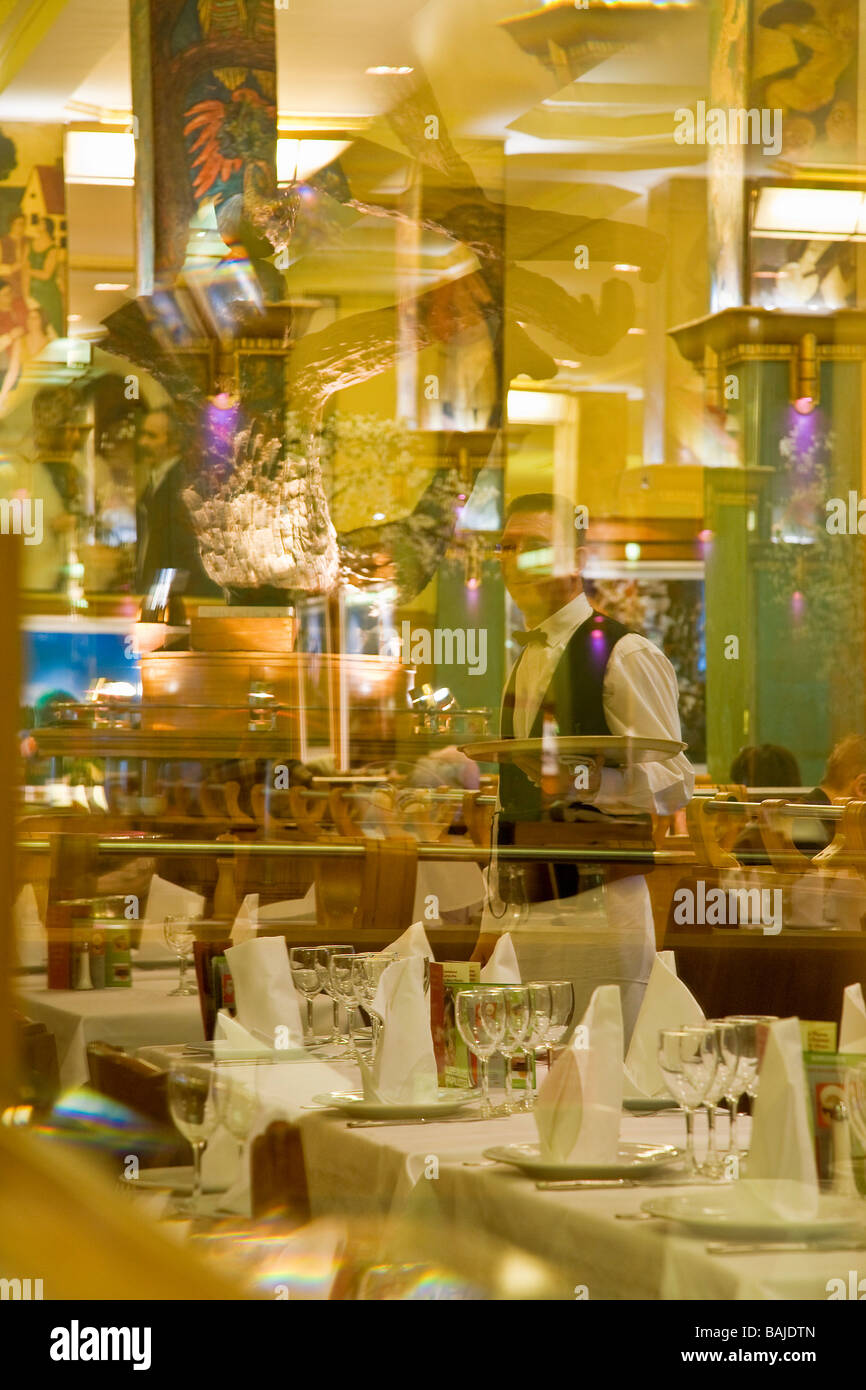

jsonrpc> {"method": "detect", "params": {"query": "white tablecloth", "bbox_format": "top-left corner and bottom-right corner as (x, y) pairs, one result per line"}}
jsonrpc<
(295, 1108), (862, 1300)
(16, 969), (206, 1087)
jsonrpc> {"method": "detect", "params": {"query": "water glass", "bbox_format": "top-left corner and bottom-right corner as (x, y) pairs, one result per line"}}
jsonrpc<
(658, 1026), (719, 1173)
(455, 988), (507, 1119)
(518, 982), (553, 1111)
(164, 916), (197, 997)
(723, 1015), (777, 1154)
(167, 1062), (219, 1208)
(351, 953), (398, 1055)
(289, 947), (323, 1043)
(316, 943), (354, 1042)
(542, 980), (575, 1071)
(329, 950), (361, 1055)
(702, 1021), (740, 1177)
(497, 985), (531, 1115)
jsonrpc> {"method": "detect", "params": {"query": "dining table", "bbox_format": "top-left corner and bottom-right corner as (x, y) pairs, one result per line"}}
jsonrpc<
(127, 1044), (866, 1301)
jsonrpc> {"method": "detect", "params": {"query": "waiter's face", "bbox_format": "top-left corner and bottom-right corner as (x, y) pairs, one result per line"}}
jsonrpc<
(139, 412), (170, 470)
(498, 508), (584, 623)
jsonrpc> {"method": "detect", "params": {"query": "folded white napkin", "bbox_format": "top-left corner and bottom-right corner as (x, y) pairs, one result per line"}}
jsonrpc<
(840, 982), (866, 1053)
(624, 953), (704, 1099)
(213, 1011), (275, 1057)
(480, 932), (521, 984)
(385, 920), (435, 960)
(535, 985), (623, 1163)
(739, 1016), (819, 1220)
(362, 955), (439, 1104)
(259, 886), (316, 921)
(138, 875), (205, 960)
(411, 862), (485, 921)
(14, 884), (45, 968)
(224, 937), (304, 1048)
(231, 894), (258, 945)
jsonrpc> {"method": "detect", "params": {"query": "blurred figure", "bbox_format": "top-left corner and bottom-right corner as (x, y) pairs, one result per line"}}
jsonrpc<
(0, 211), (28, 301)
(794, 734), (866, 855)
(26, 217), (63, 335)
(729, 743), (802, 788)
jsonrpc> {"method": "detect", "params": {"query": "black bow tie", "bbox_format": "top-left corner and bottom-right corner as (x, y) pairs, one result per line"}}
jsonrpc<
(513, 628), (548, 648)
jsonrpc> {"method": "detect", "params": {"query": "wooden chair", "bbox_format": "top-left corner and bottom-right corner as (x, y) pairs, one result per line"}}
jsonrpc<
(14, 1014), (60, 1111)
(85, 1041), (169, 1125)
(250, 1120), (311, 1222)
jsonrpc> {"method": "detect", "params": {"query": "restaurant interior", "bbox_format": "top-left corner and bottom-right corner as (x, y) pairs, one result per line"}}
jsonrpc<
(2, 0), (866, 1307)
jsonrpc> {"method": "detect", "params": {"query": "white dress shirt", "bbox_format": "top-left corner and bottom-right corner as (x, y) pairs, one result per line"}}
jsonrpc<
(505, 589), (694, 816)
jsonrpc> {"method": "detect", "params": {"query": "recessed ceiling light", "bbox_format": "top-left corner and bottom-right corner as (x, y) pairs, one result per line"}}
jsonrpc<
(555, 358), (581, 369)
(365, 65), (414, 75)
(94, 282), (130, 292)
(613, 263), (640, 273)
(67, 314), (82, 323)
(627, 327), (645, 335)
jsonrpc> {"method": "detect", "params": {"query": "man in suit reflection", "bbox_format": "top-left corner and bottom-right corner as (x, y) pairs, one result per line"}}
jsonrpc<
(135, 408), (220, 597)
(473, 493), (694, 1039)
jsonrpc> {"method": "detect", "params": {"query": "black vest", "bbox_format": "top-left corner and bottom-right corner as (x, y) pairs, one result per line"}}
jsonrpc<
(499, 610), (630, 824)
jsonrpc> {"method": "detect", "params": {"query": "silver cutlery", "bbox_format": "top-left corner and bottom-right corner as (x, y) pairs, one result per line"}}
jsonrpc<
(346, 1113), (487, 1129)
(707, 1239), (866, 1256)
(536, 1179), (638, 1191)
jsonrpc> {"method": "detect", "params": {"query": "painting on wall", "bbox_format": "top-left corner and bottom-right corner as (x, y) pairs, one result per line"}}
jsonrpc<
(0, 124), (67, 409)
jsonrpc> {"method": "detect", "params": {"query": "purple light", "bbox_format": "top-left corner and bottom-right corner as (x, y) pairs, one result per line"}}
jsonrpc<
(791, 589), (805, 618)
(698, 528), (713, 543)
(793, 397), (814, 415)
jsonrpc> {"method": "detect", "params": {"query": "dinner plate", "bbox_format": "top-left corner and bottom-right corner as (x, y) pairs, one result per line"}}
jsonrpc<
(459, 735), (686, 768)
(311, 1090), (480, 1120)
(623, 1097), (681, 1114)
(641, 1190), (866, 1241)
(482, 1141), (683, 1181)
(118, 1166), (226, 1194)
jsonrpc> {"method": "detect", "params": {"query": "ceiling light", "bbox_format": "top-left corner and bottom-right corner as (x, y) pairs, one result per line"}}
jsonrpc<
(94, 283), (129, 292)
(627, 327), (645, 335)
(555, 358), (582, 369)
(67, 314), (82, 323)
(365, 66), (414, 75)
(613, 263), (640, 272)
(276, 138), (350, 184)
(753, 186), (865, 238)
(65, 131), (135, 185)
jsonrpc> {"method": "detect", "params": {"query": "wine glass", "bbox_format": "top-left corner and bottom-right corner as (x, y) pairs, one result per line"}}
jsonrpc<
(701, 1021), (740, 1177)
(493, 864), (529, 930)
(658, 1026), (719, 1173)
(351, 953), (398, 1056)
(329, 950), (362, 1056)
(723, 1015), (777, 1155)
(517, 982), (553, 1111)
(541, 980), (575, 1073)
(164, 916), (198, 997)
(455, 988), (506, 1119)
(316, 944), (354, 1044)
(167, 1062), (220, 1209)
(497, 986), (531, 1115)
(289, 947), (323, 1043)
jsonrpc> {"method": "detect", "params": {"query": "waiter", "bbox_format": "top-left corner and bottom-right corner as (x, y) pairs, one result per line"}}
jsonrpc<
(473, 492), (694, 1038)
(135, 407), (220, 597)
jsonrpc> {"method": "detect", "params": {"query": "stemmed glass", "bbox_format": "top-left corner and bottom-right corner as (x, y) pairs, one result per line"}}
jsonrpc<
(164, 916), (198, 997)
(316, 944), (354, 1044)
(517, 982), (553, 1111)
(455, 988), (506, 1119)
(701, 1021), (740, 1177)
(489, 863), (529, 929)
(658, 1026), (719, 1174)
(497, 985), (531, 1115)
(289, 947), (322, 1043)
(329, 950), (362, 1056)
(212, 1063), (262, 1170)
(541, 980), (575, 1073)
(723, 1015), (777, 1155)
(352, 953), (398, 1056)
(167, 1061), (219, 1210)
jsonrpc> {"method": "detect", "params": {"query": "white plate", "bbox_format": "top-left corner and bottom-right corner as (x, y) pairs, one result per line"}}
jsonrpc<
(641, 1190), (866, 1240)
(311, 1089), (480, 1120)
(482, 1141), (683, 1181)
(118, 1166), (226, 1194)
(459, 735), (686, 769)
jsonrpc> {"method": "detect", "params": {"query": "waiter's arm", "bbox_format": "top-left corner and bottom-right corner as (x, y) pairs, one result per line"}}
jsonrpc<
(589, 636), (694, 815)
